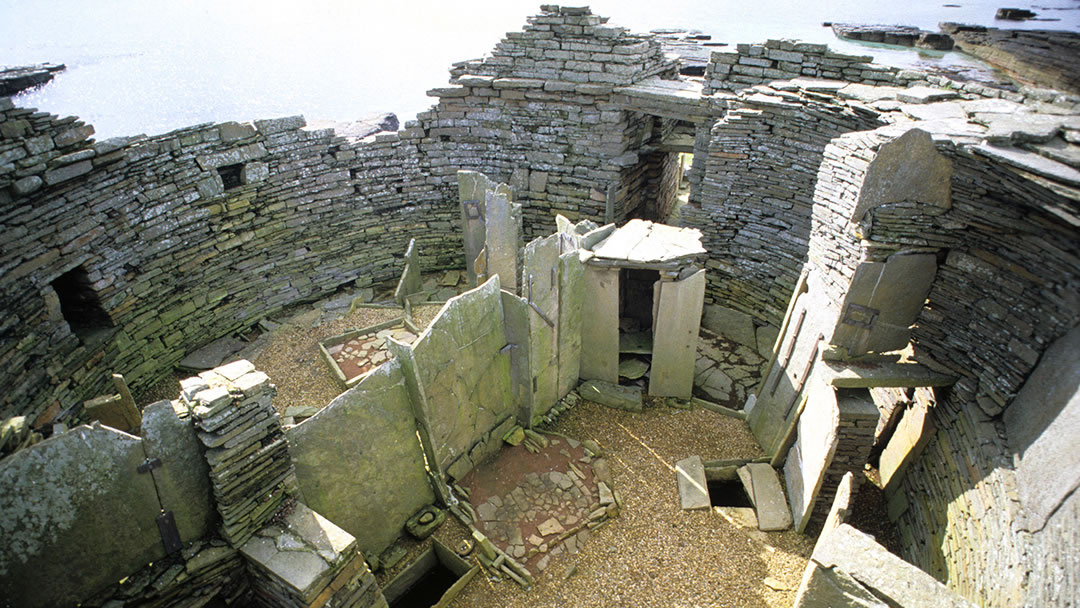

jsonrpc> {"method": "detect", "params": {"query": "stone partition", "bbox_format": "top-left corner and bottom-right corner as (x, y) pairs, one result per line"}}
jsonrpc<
(389, 277), (515, 482)
(287, 359), (435, 557)
(0, 415), (215, 608)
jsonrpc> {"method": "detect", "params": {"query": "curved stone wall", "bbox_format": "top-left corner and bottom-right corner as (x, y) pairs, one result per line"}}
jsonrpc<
(0, 103), (456, 425)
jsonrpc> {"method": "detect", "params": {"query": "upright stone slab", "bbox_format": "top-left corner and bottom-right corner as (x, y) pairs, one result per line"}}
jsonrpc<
(287, 359), (434, 557)
(750, 277), (833, 460)
(140, 400), (216, 544)
(458, 170), (513, 288)
(394, 277), (514, 480)
(1004, 327), (1080, 533)
(580, 264), (620, 383)
(522, 233), (566, 418)
(483, 189), (522, 293)
(878, 398), (935, 492)
(676, 455), (710, 510)
(500, 290), (534, 426)
(0, 424), (165, 608)
(556, 250), (584, 400)
(851, 128), (952, 222)
(393, 238), (423, 306)
(830, 254), (937, 357)
(650, 269), (706, 397)
(783, 377), (840, 533)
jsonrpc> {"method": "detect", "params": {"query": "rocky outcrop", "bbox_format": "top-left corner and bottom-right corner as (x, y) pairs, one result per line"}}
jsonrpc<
(942, 23), (1080, 94)
(831, 23), (954, 51)
(0, 63), (64, 96)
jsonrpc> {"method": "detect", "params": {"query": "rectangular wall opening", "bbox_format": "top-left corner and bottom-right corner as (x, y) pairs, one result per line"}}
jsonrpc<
(51, 265), (113, 343)
(216, 163), (243, 190)
(618, 268), (659, 387)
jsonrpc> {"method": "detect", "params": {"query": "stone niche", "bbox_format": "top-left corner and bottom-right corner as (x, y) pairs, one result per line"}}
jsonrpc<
(579, 219), (708, 398)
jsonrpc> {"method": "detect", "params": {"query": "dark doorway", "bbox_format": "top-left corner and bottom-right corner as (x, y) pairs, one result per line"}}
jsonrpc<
(52, 266), (113, 342)
(619, 268), (659, 387)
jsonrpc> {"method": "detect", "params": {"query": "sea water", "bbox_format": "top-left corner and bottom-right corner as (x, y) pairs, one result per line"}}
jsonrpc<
(2, 0), (1077, 139)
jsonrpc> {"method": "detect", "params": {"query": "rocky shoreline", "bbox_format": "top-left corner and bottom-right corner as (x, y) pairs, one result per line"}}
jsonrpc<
(0, 63), (65, 96)
(830, 23), (955, 51)
(941, 23), (1080, 95)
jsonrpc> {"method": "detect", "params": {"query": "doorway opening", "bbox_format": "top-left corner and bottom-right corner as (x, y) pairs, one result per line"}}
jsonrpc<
(51, 265), (113, 343)
(618, 268), (658, 387)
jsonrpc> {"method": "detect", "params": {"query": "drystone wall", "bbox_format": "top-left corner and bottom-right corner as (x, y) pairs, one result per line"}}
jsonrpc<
(0, 99), (455, 427)
(702, 40), (899, 94)
(884, 147), (1080, 607)
(417, 5), (677, 239)
(680, 87), (883, 325)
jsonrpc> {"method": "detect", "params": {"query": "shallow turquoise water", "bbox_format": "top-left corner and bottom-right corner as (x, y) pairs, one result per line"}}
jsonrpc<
(2, 0), (1077, 138)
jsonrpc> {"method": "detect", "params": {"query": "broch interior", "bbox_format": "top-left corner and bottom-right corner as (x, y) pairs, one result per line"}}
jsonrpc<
(1, 5), (1079, 608)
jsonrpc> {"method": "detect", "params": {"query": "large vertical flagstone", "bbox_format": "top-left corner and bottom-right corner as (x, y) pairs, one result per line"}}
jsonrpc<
(650, 269), (706, 397)
(580, 264), (620, 383)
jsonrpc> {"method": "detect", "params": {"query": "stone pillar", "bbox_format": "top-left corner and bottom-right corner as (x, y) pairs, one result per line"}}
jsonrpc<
(183, 360), (296, 546)
(808, 388), (878, 532)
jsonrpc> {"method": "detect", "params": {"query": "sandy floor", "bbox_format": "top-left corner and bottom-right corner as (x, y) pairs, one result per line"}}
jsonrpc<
(434, 400), (814, 608)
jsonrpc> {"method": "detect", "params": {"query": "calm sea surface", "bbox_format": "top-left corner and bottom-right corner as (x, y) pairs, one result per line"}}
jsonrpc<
(3, 0), (1078, 139)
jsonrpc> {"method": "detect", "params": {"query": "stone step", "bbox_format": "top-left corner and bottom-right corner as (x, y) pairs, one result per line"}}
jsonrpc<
(737, 462), (793, 531)
(675, 455), (710, 510)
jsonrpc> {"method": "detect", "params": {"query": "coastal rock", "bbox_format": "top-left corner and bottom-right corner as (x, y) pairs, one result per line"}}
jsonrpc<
(0, 63), (65, 96)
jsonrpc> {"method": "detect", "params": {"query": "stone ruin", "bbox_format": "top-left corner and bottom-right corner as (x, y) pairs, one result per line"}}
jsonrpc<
(1, 5), (1079, 608)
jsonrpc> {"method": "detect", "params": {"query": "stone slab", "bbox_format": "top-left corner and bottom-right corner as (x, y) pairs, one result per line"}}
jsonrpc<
(484, 189), (521, 292)
(702, 303), (756, 348)
(0, 425), (164, 608)
(784, 377), (839, 533)
(738, 463), (793, 531)
(140, 400), (215, 544)
(1004, 327), (1080, 532)
(812, 524), (977, 608)
(178, 335), (246, 371)
(408, 277), (514, 477)
(675, 455), (710, 510)
(852, 129), (952, 222)
(591, 219), (705, 265)
(578, 379), (642, 412)
(650, 269), (706, 398)
(557, 250), (585, 401)
(879, 400), (935, 492)
(580, 265), (619, 383)
(287, 359), (434, 556)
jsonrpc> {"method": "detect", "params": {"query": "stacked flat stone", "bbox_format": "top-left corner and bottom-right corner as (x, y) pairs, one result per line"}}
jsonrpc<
(183, 360), (295, 546)
(680, 84), (882, 324)
(0, 95), (452, 428)
(703, 39), (898, 94)
(417, 4), (679, 240)
(241, 502), (386, 608)
(81, 540), (249, 608)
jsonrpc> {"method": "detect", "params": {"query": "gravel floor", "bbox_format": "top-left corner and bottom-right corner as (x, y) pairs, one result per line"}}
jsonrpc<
(252, 303), (442, 416)
(134, 300), (443, 414)
(439, 400), (815, 608)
